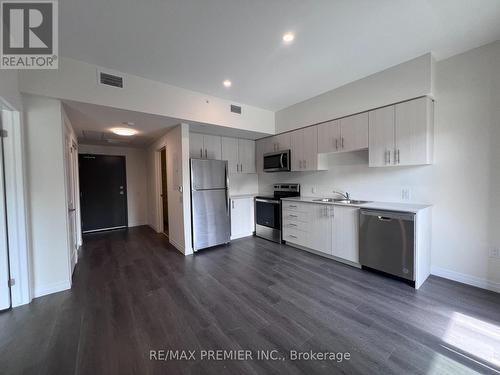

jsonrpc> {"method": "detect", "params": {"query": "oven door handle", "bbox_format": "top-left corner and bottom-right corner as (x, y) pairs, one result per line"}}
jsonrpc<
(255, 198), (280, 204)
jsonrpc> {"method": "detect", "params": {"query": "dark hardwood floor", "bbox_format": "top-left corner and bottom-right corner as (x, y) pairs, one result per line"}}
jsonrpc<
(1, 226), (499, 375)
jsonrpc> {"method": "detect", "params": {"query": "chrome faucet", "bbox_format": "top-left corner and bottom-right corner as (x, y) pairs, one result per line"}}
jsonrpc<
(333, 190), (350, 200)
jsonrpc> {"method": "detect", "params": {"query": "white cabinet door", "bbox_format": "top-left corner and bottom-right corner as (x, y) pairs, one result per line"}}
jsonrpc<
(203, 135), (222, 160)
(332, 206), (359, 263)
(290, 129), (303, 171)
(238, 139), (256, 174)
(190, 133), (204, 159)
(302, 126), (318, 171)
(340, 112), (368, 152)
(221, 137), (239, 173)
(317, 120), (341, 154)
(368, 106), (395, 167)
(274, 133), (291, 151)
(308, 204), (333, 254)
(395, 97), (433, 166)
(231, 198), (254, 239)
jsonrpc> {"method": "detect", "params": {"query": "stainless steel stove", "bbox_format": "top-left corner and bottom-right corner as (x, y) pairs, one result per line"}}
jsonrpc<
(255, 184), (300, 243)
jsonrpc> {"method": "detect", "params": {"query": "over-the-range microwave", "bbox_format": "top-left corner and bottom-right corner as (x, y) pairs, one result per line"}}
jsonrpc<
(263, 150), (291, 172)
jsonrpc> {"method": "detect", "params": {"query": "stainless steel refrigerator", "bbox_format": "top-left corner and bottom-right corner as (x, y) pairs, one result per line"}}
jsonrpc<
(190, 158), (230, 251)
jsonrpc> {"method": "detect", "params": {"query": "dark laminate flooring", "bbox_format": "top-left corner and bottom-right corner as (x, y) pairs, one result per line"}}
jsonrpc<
(1, 226), (499, 375)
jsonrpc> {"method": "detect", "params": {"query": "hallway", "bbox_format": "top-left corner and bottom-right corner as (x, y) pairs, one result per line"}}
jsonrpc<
(0, 227), (499, 374)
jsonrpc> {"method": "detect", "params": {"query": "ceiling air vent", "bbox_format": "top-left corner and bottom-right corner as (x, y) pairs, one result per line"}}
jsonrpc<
(230, 104), (242, 115)
(98, 71), (124, 88)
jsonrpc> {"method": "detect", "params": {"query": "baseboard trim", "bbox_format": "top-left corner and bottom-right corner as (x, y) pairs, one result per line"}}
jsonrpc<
(33, 280), (71, 298)
(431, 266), (500, 293)
(169, 238), (185, 254)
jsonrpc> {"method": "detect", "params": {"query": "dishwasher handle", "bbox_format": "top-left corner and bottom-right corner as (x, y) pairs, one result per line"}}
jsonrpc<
(360, 209), (415, 221)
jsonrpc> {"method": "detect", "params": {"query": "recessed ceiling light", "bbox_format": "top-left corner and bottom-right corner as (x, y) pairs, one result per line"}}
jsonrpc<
(111, 127), (138, 136)
(223, 80), (232, 88)
(283, 32), (295, 43)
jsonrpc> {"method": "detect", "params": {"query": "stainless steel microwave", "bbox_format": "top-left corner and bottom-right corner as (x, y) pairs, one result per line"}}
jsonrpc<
(263, 150), (291, 172)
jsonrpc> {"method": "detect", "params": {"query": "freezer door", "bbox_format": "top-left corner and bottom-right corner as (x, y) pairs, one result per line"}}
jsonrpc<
(192, 189), (230, 250)
(191, 159), (227, 190)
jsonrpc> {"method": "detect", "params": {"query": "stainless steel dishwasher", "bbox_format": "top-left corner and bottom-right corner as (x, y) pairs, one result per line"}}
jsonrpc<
(359, 209), (415, 282)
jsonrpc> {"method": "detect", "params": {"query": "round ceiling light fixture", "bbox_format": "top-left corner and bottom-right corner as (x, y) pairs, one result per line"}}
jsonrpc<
(282, 32), (295, 44)
(111, 127), (138, 136)
(223, 80), (232, 88)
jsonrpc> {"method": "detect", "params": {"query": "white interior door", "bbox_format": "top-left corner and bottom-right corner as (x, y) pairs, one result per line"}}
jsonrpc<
(0, 126), (10, 310)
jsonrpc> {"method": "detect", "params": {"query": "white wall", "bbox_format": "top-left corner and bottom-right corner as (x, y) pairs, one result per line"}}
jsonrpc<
(147, 124), (192, 254)
(260, 41), (500, 292)
(23, 94), (71, 297)
(18, 57), (275, 135)
(78, 144), (148, 227)
(275, 53), (433, 133)
(228, 173), (258, 197)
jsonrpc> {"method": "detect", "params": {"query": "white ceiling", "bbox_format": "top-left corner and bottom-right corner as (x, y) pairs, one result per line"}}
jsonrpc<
(60, 0), (500, 111)
(63, 101), (181, 147)
(63, 100), (268, 147)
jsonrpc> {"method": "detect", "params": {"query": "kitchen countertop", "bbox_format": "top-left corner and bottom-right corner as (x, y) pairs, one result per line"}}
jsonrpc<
(229, 194), (258, 199)
(281, 196), (432, 213)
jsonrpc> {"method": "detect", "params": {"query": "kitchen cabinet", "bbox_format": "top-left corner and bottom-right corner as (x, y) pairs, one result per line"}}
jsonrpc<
(332, 206), (359, 263)
(317, 113), (368, 154)
(221, 137), (238, 173)
(230, 197), (254, 240)
(291, 126), (319, 171)
(221, 137), (256, 174)
(369, 97), (433, 167)
(238, 139), (256, 173)
(282, 201), (360, 265)
(340, 113), (369, 152)
(189, 133), (222, 160)
(317, 120), (341, 154)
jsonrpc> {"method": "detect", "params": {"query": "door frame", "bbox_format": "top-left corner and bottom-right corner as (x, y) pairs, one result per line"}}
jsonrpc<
(159, 147), (168, 237)
(0, 100), (31, 307)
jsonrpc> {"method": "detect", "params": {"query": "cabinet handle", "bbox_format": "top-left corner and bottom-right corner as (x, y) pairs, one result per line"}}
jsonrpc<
(289, 214), (298, 218)
(299, 160), (302, 169)
(200, 148), (203, 158)
(397, 149), (400, 164)
(303, 160), (307, 169)
(335, 138), (338, 150)
(341, 137), (345, 149)
(205, 149), (207, 158)
(289, 235), (297, 239)
(393, 149), (397, 165)
(288, 205), (297, 208)
(232, 201), (235, 209)
(288, 223), (297, 227)
(240, 163), (243, 173)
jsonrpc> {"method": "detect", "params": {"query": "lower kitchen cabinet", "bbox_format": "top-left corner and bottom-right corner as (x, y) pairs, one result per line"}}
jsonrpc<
(230, 197), (254, 240)
(332, 206), (359, 263)
(283, 202), (360, 265)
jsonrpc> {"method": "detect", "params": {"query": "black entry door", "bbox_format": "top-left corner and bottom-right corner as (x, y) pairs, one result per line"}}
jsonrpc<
(79, 154), (128, 232)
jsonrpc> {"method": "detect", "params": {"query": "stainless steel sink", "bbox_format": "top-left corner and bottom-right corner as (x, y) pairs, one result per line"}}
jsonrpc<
(313, 198), (372, 205)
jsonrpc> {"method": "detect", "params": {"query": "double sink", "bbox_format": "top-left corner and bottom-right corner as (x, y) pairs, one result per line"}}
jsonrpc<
(312, 198), (372, 205)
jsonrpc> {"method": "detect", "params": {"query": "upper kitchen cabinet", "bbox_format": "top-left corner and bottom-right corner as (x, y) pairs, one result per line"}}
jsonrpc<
(317, 120), (341, 153)
(268, 133), (291, 153)
(339, 112), (368, 152)
(238, 139), (256, 174)
(291, 126), (323, 171)
(221, 137), (256, 174)
(317, 113), (368, 154)
(190, 133), (222, 160)
(369, 97), (434, 167)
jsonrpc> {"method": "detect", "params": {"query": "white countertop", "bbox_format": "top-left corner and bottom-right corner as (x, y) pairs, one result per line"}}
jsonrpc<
(229, 194), (258, 199)
(281, 196), (432, 213)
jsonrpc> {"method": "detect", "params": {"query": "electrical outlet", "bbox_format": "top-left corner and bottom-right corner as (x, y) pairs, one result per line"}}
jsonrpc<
(490, 248), (500, 258)
(401, 188), (411, 201)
